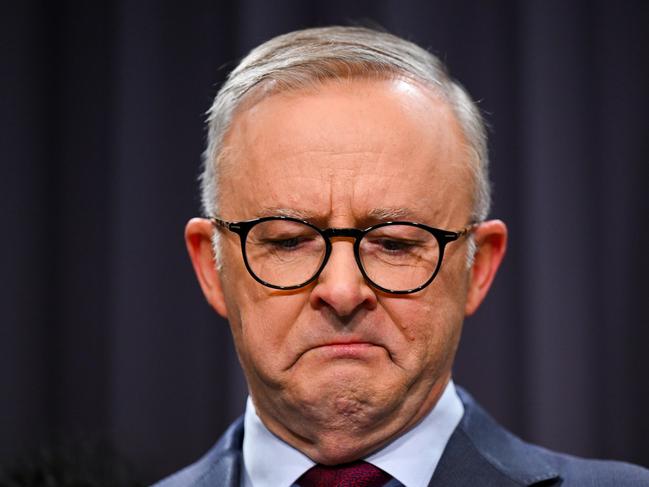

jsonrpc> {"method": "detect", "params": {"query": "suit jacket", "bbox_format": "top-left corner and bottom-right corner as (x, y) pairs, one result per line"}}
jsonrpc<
(153, 388), (649, 486)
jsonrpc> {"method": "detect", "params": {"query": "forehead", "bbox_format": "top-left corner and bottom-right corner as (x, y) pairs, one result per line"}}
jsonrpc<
(218, 78), (473, 224)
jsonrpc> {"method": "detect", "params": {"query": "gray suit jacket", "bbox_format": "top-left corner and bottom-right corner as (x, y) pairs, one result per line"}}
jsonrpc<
(153, 388), (649, 486)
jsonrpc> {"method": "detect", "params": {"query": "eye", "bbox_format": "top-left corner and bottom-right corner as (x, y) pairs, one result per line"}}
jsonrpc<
(263, 235), (318, 251)
(376, 238), (415, 252)
(268, 237), (302, 249)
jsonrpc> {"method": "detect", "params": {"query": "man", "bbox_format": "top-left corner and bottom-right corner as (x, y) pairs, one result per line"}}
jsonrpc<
(155, 27), (649, 486)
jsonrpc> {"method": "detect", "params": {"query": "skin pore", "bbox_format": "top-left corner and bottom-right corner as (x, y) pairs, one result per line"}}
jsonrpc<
(185, 77), (507, 464)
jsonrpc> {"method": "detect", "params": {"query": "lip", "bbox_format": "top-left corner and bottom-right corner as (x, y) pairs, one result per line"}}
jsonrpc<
(310, 341), (377, 359)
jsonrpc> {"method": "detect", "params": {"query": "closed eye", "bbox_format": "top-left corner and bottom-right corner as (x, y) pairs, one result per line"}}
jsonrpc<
(369, 238), (420, 253)
(261, 236), (318, 251)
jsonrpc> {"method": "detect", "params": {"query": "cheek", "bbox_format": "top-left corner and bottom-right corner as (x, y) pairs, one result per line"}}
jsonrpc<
(228, 288), (308, 379)
(382, 290), (465, 369)
(395, 301), (455, 345)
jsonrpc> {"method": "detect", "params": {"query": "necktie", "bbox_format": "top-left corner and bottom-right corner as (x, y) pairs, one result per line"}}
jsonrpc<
(297, 460), (392, 487)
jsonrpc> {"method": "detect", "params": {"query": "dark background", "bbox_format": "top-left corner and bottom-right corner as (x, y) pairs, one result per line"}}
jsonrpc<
(3, 0), (649, 484)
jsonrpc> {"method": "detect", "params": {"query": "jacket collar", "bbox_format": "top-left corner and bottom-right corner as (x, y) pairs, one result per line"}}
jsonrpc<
(430, 387), (560, 486)
(157, 418), (243, 487)
(197, 418), (243, 487)
(169, 387), (560, 487)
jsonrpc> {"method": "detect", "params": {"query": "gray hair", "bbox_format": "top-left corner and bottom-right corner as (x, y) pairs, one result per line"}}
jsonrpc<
(201, 26), (491, 267)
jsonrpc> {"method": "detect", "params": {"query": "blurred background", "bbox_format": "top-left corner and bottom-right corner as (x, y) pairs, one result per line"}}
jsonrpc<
(2, 0), (648, 484)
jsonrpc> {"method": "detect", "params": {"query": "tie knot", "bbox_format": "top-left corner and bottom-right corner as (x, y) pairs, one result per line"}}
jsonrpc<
(297, 460), (392, 487)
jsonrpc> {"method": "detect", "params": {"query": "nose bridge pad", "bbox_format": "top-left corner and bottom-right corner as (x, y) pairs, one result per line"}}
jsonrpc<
(311, 233), (378, 314)
(320, 236), (364, 283)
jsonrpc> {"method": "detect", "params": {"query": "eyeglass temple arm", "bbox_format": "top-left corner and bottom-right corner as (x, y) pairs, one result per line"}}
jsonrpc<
(209, 217), (246, 235)
(209, 217), (231, 229)
(455, 222), (480, 237)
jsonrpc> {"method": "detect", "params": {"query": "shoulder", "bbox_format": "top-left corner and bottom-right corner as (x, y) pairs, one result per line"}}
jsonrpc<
(151, 417), (244, 487)
(541, 449), (649, 486)
(444, 387), (649, 486)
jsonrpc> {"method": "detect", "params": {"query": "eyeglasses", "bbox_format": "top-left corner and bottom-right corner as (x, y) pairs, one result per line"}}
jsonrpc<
(210, 216), (476, 294)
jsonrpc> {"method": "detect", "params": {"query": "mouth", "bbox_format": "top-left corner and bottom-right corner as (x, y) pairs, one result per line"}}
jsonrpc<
(308, 341), (379, 360)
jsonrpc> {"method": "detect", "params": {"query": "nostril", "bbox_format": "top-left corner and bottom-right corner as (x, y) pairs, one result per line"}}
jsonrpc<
(310, 282), (376, 317)
(308, 251), (378, 317)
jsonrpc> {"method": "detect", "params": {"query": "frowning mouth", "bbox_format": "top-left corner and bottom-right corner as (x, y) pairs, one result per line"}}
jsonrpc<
(309, 341), (378, 359)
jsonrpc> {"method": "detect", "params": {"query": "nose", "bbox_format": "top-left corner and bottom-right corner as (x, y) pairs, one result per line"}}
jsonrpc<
(309, 240), (377, 317)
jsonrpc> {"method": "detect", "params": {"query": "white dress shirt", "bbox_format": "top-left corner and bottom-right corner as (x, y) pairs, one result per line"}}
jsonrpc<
(241, 380), (464, 487)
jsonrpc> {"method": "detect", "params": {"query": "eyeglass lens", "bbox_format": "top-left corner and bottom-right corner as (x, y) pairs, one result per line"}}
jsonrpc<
(244, 219), (441, 291)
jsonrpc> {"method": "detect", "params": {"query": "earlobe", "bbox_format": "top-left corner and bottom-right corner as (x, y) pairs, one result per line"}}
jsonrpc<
(185, 218), (229, 318)
(464, 220), (508, 316)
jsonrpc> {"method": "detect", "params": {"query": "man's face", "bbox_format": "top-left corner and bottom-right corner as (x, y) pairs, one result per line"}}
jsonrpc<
(187, 78), (504, 463)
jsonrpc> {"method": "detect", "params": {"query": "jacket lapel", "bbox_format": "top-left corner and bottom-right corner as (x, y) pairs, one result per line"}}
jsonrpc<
(153, 418), (244, 487)
(430, 427), (525, 486)
(191, 449), (241, 487)
(193, 418), (244, 487)
(430, 388), (560, 486)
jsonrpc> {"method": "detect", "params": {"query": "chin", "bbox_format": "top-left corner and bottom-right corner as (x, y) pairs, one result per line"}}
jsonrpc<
(285, 376), (400, 436)
(302, 425), (395, 465)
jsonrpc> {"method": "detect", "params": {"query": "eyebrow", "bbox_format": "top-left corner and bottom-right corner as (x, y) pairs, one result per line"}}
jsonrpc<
(255, 207), (316, 220)
(255, 207), (422, 223)
(367, 207), (415, 221)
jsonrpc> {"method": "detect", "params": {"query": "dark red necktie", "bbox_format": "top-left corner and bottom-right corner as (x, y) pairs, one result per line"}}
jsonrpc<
(297, 460), (392, 487)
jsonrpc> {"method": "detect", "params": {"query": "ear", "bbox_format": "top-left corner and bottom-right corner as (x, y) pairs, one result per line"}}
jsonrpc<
(185, 218), (228, 318)
(464, 219), (508, 316)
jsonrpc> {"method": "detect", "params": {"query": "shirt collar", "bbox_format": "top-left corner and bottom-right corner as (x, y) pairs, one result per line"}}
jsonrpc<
(241, 380), (464, 487)
(242, 398), (314, 487)
(365, 380), (464, 487)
